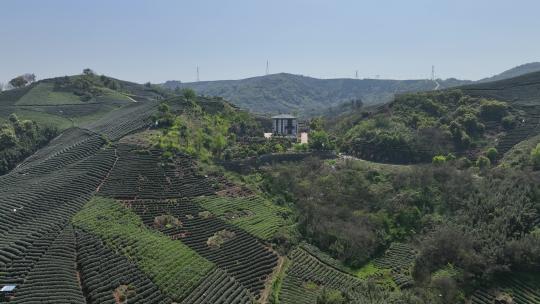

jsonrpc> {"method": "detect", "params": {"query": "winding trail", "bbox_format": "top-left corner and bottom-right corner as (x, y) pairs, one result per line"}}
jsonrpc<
(433, 79), (441, 90)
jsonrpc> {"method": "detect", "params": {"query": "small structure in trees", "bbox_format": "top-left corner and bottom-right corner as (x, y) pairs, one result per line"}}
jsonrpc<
(1, 285), (17, 301)
(272, 114), (298, 137)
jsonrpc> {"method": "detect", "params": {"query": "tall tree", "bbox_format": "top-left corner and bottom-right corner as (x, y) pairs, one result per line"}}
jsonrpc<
(83, 68), (95, 75)
(9, 76), (29, 88)
(22, 73), (36, 83)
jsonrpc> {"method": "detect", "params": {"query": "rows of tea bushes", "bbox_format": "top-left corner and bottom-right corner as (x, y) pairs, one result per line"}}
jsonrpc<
(10, 225), (85, 303)
(127, 199), (279, 297)
(99, 144), (214, 199)
(180, 268), (255, 304)
(0, 142), (116, 286)
(85, 101), (158, 140)
(279, 248), (390, 304)
(194, 195), (292, 240)
(13, 127), (105, 174)
(372, 243), (416, 288)
(299, 242), (352, 273)
(471, 273), (540, 304)
(15, 103), (117, 119)
(496, 105), (540, 155)
(72, 197), (214, 301)
(76, 229), (171, 304)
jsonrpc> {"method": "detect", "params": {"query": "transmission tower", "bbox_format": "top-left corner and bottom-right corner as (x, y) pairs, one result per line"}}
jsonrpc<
(266, 60), (269, 75)
(355, 70), (358, 79)
(431, 65), (435, 81)
(197, 66), (200, 82)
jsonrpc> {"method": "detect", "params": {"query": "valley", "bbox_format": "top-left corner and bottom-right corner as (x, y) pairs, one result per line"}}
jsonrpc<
(0, 67), (539, 303)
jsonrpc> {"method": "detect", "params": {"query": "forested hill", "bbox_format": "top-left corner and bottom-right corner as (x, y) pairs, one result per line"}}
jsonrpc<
(332, 70), (540, 164)
(162, 73), (471, 115)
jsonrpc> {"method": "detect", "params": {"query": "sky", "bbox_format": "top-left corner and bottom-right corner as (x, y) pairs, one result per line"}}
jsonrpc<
(1, 0), (540, 85)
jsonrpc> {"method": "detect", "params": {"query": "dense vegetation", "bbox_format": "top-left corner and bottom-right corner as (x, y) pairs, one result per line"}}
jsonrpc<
(0, 114), (57, 174)
(337, 90), (517, 164)
(154, 95), (288, 161)
(259, 156), (540, 302)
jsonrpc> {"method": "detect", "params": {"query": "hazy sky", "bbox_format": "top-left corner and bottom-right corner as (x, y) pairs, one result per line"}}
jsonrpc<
(1, 0), (540, 84)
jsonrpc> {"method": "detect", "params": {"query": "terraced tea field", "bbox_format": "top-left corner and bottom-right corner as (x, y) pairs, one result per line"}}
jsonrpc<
(3, 83), (536, 303)
(496, 105), (540, 155)
(278, 248), (391, 304)
(0, 97), (290, 303)
(471, 273), (540, 304)
(372, 243), (416, 288)
(126, 199), (279, 297)
(195, 195), (293, 240)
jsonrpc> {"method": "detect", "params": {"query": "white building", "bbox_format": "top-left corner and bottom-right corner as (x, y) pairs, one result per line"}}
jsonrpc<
(272, 114), (298, 137)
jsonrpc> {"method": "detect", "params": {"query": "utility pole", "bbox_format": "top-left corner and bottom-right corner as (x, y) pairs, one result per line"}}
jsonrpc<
(266, 60), (269, 75)
(197, 66), (200, 82)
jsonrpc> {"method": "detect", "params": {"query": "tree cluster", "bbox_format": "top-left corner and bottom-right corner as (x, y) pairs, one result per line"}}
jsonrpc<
(0, 114), (57, 174)
(261, 156), (540, 297)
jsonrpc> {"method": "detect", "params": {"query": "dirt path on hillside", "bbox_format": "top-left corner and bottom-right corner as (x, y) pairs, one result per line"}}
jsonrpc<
(259, 254), (285, 303)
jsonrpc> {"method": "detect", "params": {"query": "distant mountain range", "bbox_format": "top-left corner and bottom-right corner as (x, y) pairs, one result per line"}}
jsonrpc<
(162, 62), (540, 116)
(162, 74), (470, 116)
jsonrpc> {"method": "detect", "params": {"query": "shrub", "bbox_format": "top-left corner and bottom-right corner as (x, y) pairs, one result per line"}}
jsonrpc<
(531, 143), (540, 170)
(476, 155), (491, 169)
(198, 211), (213, 219)
(181, 88), (196, 100)
(153, 215), (182, 229)
(457, 157), (472, 169)
(485, 147), (498, 163)
(479, 99), (508, 120)
(114, 284), (136, 303)
(207, 229), (236, 249)
(274, 143), (285, 153)
(293, 143), (309, 152)
(158, 102), (170, 113)
(309, 130), (334, 151)
(460, 132), (471, 149)
(317, 288), (347, 304)
(432, 155), (446, 166)
(459, 113), (482, 135)
(502, 115), (517, 129)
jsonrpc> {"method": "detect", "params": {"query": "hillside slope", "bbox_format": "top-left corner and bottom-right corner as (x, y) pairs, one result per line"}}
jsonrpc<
(163, 73), (471, 115)
(0, 96), (281, 303)
(461, 70), (540, 105)
(0, 74), (168, 130)
(333, 71), (540, 164)
(478, 62), (540, 83)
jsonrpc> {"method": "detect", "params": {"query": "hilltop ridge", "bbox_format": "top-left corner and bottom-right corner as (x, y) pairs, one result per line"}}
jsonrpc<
(162, 73), (471, 115)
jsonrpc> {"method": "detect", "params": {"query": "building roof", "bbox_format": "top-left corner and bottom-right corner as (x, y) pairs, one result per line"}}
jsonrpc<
(1, 285), (16, 292)
(271, 114), (296, 119)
